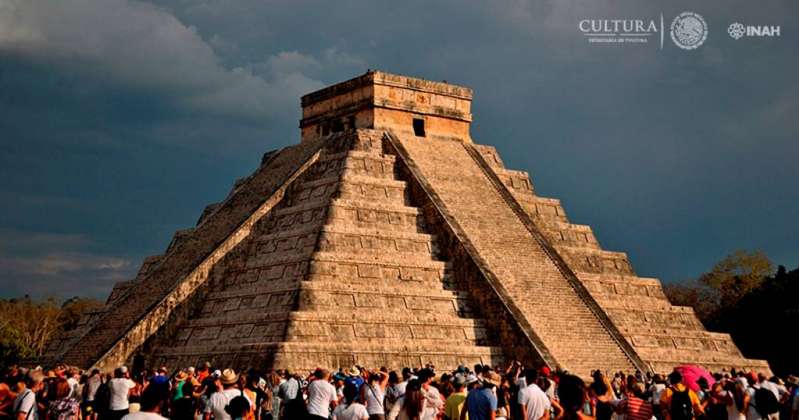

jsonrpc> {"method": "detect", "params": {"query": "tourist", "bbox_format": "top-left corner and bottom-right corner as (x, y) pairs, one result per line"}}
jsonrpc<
(362, 370), (388, 420)
(332, 382), (369, 420)
(120, 382), (169, 420)
(589, 372), (615, 420)
(307, 369), (338, 420)
(615, 382), (654, 420)
(0, 382), (15, 418)
(385, 371), (401, 414)
(46, 377), (81, 420)
(81, 369), (102, 420)
(660, 371), (704, 420)
(169, 382), (195, 420)
(388, 368), (413, 411)
(277, 370), (304, 419)
(650, 374), (667, 420)
(107, 367), (136, 420)
(518, 368), (551, 420)
(444, 374), (468, 420)
(415, 369), (443, 420)
(555, 374), (593, 420)
(204, 369), (251, 420)
(495, 374), (511, 420)
(461, 371), (500, 420)
(14, 370), (45, 420)
(224, 396), (250, 420)
(387, 379), (425, 420)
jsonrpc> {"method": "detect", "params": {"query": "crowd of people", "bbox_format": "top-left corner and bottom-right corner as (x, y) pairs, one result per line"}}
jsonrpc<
(1, 361), (798, 420)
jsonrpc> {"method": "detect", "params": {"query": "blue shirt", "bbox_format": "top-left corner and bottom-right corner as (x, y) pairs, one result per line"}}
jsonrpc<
(466, 387), (498, 420)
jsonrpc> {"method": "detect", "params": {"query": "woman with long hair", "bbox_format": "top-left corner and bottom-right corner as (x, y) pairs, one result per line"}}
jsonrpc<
(387, 379), (425, 420)
(332, 382), (369, 420)
(557, 374), (595, 420)
(46, 378), (80, 420)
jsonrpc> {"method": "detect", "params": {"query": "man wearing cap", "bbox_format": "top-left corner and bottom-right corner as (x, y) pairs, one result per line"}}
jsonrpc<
(461, 371), (500, 420)
(204, 369), (251, 420)
(445, 374), (469, 420)
(108, 367), (136, 420)
(517, 368), (550, 420)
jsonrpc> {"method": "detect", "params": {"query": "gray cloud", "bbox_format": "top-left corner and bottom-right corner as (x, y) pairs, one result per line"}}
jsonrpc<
(0, 0), (797, 300)
(0, 229), (134, 297)
(0, 0), (329, 120)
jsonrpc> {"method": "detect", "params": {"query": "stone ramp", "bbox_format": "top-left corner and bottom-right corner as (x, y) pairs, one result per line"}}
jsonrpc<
(389, 132), (644, 376)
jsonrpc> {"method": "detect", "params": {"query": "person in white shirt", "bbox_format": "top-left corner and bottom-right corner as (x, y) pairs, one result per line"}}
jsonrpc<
(362, 370), (389, 420)
(108, 367), (136, 420)
(204, 369), (252, 420)
(333, 382), (369, 420)
(518, 368), (551, 420)
(307, 369), (338, 420)
(121, 381), (169, 420)
(14, 370), (44, 420)
(417, 369), (443, 420)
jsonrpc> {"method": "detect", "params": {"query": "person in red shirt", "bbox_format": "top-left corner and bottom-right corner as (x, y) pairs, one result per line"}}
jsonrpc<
(616, 382), (654, 420)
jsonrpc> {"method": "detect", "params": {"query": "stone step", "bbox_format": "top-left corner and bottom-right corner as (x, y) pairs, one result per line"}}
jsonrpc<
(578, 273), (668, 300)
(592, 295), (675, 310)
(557, 246), (634, 275)
(300, 279), (460, 298)
(318, 226), (436, 257)
(184, 307), (482, 330)
(514, 195), (569, 222)
(392, 134), (639, 377)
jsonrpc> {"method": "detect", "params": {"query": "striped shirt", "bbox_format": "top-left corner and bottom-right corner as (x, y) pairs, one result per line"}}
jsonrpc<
(620, 396), (654, 420)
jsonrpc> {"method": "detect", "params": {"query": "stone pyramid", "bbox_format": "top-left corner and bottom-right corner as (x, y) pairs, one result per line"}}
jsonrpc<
(44, 71), (770, 377)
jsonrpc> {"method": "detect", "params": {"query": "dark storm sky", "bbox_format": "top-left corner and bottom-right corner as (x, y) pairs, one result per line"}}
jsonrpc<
(0, 0), (797, 298)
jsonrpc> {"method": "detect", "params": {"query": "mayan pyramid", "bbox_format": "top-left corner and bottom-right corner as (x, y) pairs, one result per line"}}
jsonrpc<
(44, 71), (770, 377)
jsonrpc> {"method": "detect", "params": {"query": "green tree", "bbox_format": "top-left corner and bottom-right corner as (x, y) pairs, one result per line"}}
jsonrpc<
(698, 250), (773, 306)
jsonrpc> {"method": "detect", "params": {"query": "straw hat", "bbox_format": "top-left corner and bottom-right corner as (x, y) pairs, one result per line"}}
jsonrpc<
(220, 369), (239, 385)
(483, 371), (502, 386)
(346, 366), (361, 377)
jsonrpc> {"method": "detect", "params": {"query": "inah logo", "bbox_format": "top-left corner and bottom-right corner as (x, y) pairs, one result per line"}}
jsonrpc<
(670, 11), (708, 50)
(728, 23), (746, 40)
(727, 22), (781, 39)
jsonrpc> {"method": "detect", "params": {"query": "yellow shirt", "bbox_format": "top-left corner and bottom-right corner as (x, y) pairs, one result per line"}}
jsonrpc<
(445, 390), (468, 420)
(660, 384), (704, 420)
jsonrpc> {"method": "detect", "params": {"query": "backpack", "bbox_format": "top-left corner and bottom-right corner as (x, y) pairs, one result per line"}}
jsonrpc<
(670, 388), (694, 420)
(753, 387), (779, 416)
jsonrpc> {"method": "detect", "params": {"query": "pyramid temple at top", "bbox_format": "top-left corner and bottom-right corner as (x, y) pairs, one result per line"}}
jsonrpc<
(43, 71), (770, 377)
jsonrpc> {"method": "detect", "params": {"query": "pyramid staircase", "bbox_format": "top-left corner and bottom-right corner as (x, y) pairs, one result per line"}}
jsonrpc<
(137, 130), (504, 370)
(468, 143), (770, 374)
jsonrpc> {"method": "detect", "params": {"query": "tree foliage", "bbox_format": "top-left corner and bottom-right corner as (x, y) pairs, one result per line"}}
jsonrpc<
(664, 250), (797, 375)
(0, 296), (103, 370)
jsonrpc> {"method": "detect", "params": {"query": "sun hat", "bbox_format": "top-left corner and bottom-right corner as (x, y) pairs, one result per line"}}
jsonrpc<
(483, 371), (502, 386)
(346, 366), (361, 377)
(465, 374), (479, 385)
(220, 369), (239, 385)
(453, 374), (467, 387)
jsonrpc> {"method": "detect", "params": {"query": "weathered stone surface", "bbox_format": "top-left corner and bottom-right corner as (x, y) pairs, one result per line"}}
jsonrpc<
(45, 71), (769, 376)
